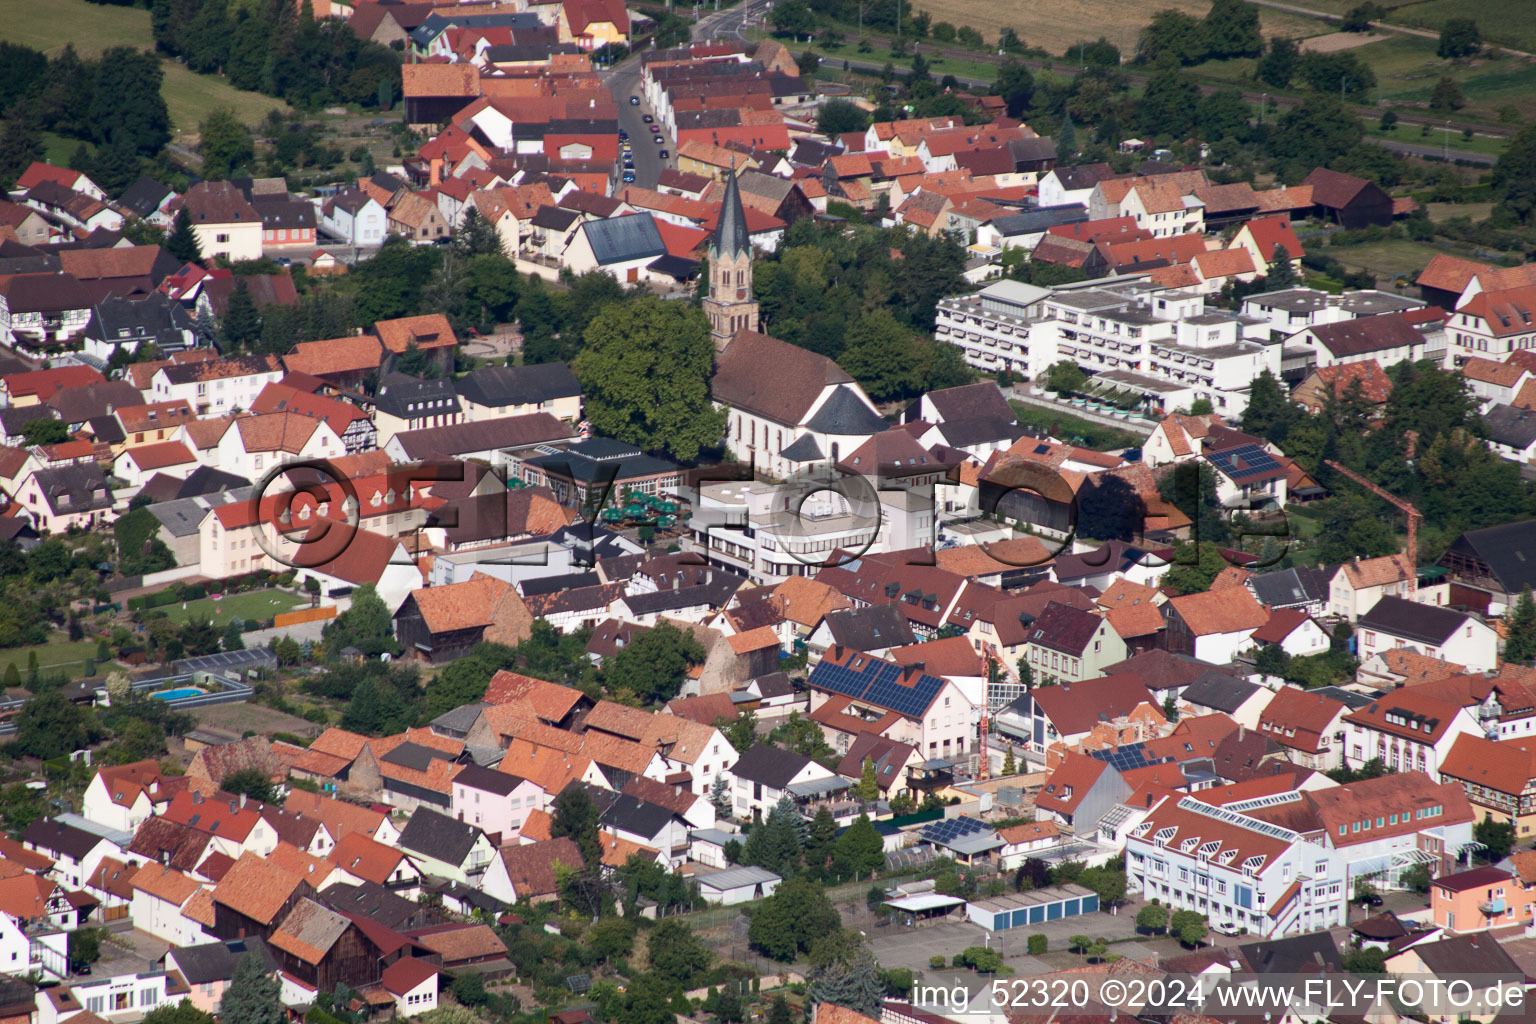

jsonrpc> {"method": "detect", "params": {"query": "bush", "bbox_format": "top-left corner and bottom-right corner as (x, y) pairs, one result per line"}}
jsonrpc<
(1027, 934), (1047, 955)
(929, 955), (946, 969)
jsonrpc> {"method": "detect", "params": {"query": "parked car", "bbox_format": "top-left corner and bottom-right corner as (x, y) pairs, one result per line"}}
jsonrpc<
(622, 170), (636, 182)
(1210, 922), (1242, 937)
(619, 129), (628, 141)
(642, 114), (654, 123)
(631, 95), (641, 105)
(654, 135), (665, 145)
(658, 150), (669, 159)
(650, 125), (661, 134)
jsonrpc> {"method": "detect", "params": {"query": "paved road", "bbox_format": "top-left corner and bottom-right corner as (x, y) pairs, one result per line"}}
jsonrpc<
(602, 57), (675, 189)
(1376, 136), (1496, 166)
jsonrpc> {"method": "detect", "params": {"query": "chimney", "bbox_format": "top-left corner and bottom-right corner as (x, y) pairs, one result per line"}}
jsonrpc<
(239, 793), (247, 808)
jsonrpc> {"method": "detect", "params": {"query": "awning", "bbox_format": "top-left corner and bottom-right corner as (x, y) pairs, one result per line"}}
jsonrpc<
(885, 894), (965, 912)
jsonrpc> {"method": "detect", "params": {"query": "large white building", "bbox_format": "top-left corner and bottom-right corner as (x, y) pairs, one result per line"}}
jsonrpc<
(935, 277), (1281, 418)
(1126, 794), (1348, 938)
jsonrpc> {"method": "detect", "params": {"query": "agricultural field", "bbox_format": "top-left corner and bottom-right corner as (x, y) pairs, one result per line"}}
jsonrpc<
(1322, 237), (1456, 284)
(1353, 33), (1536, 124)
(0, 0), (290, 131)
(0, 640), (100, 683)
(1379, 0), (1536, 57)
(916, 0), (1323, 60)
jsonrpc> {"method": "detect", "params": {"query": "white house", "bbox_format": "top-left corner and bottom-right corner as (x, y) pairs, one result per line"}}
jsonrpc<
(381, 959), (440, 1017)
(183, 181), (263, 263)
(730, 743), (837, 822)
(111, 442), (198, 501)
(1126, 793), (1348, 938)
(66, 968), (182, 1021)
(1308, 773), (1476, 892)
(128, 864), (211, 947)
(1164, 587), (1271, 664)
(1329, 555), (1417, 622)
(1247, 608), (1331, 658)
(81, 761), (171, 832)
(211, 413), (345, 481)
(1355, 596), (1498, 674)
(21, 819), (118, 890)
(395, 809), (497, 886)
(451, 764), (545, 836)
(152, 356), (284, 418)
(0, 911), (66, 980)
(318, 189), (388, 247)
(1340, 688), (1485, 782)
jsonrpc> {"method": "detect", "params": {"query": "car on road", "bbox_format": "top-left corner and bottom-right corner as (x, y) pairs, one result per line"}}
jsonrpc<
(622, 170), (636, 182)
(642, 114), (654, 123)
(624, 155), (634, 168)
(650, 124), (661, 134)
(658, 150), (669, 159)
(619, 129), (628, 141)
(631, 95), (641, 105)
(273, 256), (292, 267)
(654, 135), (665, 144)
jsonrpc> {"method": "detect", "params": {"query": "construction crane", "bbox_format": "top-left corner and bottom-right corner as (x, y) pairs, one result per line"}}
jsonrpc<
(1324, 459), (1422, 590)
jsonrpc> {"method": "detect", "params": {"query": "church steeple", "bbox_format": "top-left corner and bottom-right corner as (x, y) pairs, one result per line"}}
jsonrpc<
(704, 161), (759, 352)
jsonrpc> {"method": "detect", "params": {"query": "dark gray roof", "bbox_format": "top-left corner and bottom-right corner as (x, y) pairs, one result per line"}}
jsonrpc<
(714, 171), (751, 260)
(804, 386), (887, 435)
(455, 362), (580, 409)
(430, 702), (489, 736)
(382, 742), (456, 773)
(116, 177), (176, 219)
(582, 214), (666, 266)
(454, 762), (522, 796)
(1179, 672), (1260, 713)
(730, 742), (814, 788)
(823, 604), (916, 651)
(525, 437), (676, 484)
(319, 882), (438, 931)
(1248, 566), (1331, 608)
(1483, 404), (1536, 449)
(252, 198), (315, 231)
(1310, 685), (1377, 710)
(521, 572), (600, 596)
(374, 373), (462, 419)
(1237, 931), (1344, 975)
(921, 381), (1016, 424)
(530, 206), (581, 231)
(483, 42), (583, 62)
(1440, 519), (1536, 595)
(1050, 163), (1117, 191)
(146, 485), (254, 537)
(599, 794), (676, 837)
(991, 205), (1088, 236)
(396, 807), (486, 866)
(779, 433), (824, 462)
(21, 818), (105, 860)
(620, 574), (742, 615)
(26, 464), (113, 516)
(1409, 934), (1520, 978)
(1357, 595), (1471, 646)
(168, 938), (276, 984)
(83, 292), (195, 347)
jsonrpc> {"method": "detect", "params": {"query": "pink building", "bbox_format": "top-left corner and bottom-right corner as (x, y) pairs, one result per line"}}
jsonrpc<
(1430, 865), (1520, 933)
(451, 763), (546, 838)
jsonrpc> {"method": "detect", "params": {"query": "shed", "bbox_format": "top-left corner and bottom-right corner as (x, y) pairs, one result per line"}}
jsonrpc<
(694, 865), (781, 906)
(965, 883), (1098, 931)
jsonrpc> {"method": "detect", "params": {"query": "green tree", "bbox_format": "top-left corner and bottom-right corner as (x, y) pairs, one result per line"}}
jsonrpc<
(856, 756), (879, 801)
(221, 767), (277, 804)
(199, 109), (254, 179)
(140, 1002), (216, 1024)
(617, 973), (677, 1024)
(1266, 244), (1298, 291)
(1138, 68), (1200, 137)
(68, 927), (104, 969)
(1507, 587), (1536, 664)
(1136, 8), (1206, 65)
(1171, 910), (1207, 947)
(1344, 947), (1386, 974)
(810, 945), (884, 1015)
(222, 619), (246, 652)
(767, 997), (793, 1024)
(453, 206), (504, 259)
(833, 813), (885, 878)
(747, 877), (840, 960)
(804, 805), (838, 877)
(1475, 815), (1516, 861)
(1136, 903), (1169, 934)
(221, 953), (282, 1024)
(0, 115), (43, 190)
(770, 0), (814, 35)
(1340, 2), (1383, 31)
(1494, 124), (1536, 223)
(550, 783), (602, 868)
(715, 711), (757, 753)
(838, 308), (921, 400)
(994, 60), (1035, 118)
(20, 418), (71, 446)
(11, 691), (102, 759)
(572, 297), (722, 461)
(1002, 746), (1016, 774)
(1256, 36), (1299, 88)
(647, 917), (713, 987)
(743, 794), (804, 876)
(1437, 18), (1480, 58)
(1401, 862), (1432, 894)
(90, 47), (170, 154)
(816, 98), (871, 135)
(1201, 0), (1262, 59)
(601, 620), (703, 704)
(166, 205), (202, 264)
(220, 278), (261, 350)
(322, 583), (395, 657)
(1044, 359), (1086, 394)
(1430, 76), (1465, 112)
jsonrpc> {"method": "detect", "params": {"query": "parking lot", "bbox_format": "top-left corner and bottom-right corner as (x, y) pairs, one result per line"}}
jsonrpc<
(866, 903), (1159, 975)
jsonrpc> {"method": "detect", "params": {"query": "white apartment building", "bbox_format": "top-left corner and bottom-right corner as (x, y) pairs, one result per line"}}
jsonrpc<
(1126, 795), (1348, 938)
(1240, 288), (1426, 343)
(936, 277), (1280, 418)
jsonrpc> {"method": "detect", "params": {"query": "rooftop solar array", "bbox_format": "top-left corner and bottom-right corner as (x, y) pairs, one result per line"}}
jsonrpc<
(1089, 741), (1174, 772)
(920, 816), (996, 845)
(810, 657), (946, 717)
(1207, 444), (1282, 479)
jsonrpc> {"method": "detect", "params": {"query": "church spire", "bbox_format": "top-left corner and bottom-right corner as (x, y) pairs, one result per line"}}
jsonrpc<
(714, 160), (750, 261)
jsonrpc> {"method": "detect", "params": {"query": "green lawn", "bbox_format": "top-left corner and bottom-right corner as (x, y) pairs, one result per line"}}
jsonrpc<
(1352, 34), (1536, 124)
(0, 640), (101, 681)
(1009, 400), (1144, 452)
(0, 0), (290, 131)
(158, 590), (309, 627)
(1321, 237), (1457, 284)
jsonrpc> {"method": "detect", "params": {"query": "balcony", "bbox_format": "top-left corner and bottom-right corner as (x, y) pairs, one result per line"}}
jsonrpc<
(1480, 898), (1507, 916)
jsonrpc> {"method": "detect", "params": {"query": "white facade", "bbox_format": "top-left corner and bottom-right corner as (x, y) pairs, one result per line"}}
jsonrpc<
(193, 219), (263, 263)
(1355, 614), (1499, 674)
(153, 364), (284, 418)
(0, 913), (66, 980)
(81, 776), (155, 833)
(319, 195), (388, 247)
(1341, 706), (1484, 782)
(734, 758), (836, 822)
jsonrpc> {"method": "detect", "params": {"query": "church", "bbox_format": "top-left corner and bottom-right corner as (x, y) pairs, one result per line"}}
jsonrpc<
(706, 172), (887, 481)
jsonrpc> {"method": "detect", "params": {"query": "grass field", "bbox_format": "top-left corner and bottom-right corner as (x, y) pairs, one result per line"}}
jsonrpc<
(1352, 33), (1536, 123)
(0, 0), (290, 130)
(0, 640), (101, 681)
(1381, 0), (1536, 56)
(1323, 237), (1454, 283)
(159, 590), (309, 627)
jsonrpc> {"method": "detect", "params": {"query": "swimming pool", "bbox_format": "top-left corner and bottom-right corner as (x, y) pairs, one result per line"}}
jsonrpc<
(151, 687), (205, 701)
